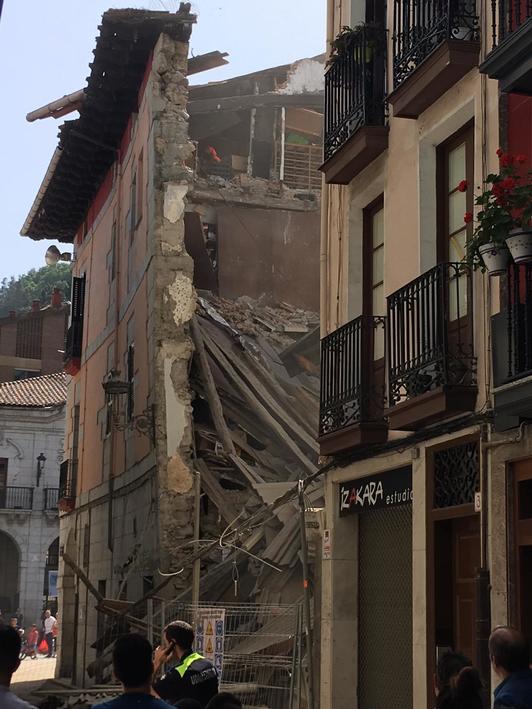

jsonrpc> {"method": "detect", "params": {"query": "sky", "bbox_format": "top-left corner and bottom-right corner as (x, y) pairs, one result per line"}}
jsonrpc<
(0, 0), (326, 283)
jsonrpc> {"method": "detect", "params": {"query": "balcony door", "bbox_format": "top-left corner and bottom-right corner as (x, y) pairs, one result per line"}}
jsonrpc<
(363, 196), (386, 417)
(0, 458), (6, 508)
(436, 124), (475, 384)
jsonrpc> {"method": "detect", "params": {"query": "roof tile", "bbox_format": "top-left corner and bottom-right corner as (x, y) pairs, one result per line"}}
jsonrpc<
(0, 372), (68, 408)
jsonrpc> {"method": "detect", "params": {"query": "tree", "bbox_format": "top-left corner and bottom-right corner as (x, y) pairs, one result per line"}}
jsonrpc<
(0, 264), (71, 317)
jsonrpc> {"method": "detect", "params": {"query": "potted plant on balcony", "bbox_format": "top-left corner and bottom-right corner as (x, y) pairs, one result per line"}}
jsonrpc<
(463, 151), (532, 274)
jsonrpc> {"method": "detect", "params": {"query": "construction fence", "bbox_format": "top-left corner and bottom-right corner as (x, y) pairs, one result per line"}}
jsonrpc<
(144, 600), (305, 709)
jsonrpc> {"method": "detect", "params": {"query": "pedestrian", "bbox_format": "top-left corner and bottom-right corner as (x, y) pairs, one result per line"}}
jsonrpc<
(92, 633), (175, 709)
(205, 693), (242, 709)
(434, 651), (482, 709)
(153, 621), (218, 707)
(43, 610), (56, 658)
(15, 609), (23, 630)
(27, 625), (39, 660)
(0, 625), (37, 708)
(490, 626), (532, 708)
(51, 614), (59, 657)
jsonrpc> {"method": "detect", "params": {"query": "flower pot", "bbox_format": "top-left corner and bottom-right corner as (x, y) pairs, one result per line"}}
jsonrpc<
(478, 242), (512, 275)
(505, 228), (532, 264)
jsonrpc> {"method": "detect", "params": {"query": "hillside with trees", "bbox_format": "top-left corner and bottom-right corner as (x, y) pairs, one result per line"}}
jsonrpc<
(0, 264), (71, 317)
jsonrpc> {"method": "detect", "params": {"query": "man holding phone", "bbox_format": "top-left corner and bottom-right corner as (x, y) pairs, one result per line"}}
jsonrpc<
(153, 621), (218, 708)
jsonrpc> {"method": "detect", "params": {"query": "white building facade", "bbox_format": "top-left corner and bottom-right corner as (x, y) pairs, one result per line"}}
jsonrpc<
(0, 373), (66, 626)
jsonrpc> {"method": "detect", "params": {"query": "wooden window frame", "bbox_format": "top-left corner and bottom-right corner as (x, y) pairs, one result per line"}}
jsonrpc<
(362, 194), (385, 317)
(436, 121), (474, 264)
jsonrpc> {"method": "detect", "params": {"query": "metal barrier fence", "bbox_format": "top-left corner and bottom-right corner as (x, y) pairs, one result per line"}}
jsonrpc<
(144, 600), (304, 709)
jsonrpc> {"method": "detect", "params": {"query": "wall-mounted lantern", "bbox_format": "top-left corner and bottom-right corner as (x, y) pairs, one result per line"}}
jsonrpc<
(36, 453), (46, 487)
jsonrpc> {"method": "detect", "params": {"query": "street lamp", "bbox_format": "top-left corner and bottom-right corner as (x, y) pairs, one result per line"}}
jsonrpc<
(36, 453), (46, 487)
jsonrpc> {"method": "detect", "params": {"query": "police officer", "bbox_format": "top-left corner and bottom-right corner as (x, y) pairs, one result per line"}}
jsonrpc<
(153, 621), (218, 708)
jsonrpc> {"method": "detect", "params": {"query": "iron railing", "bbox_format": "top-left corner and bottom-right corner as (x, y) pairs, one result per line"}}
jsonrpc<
(320, 315), (386, 436)
(393, 0), (479, 88)
(503, 264), (532, 381)
(64, 320), (83, 363)
(59, 459), (77, 502)
(0, 486), (33, 510)
(44, 487), (59, 510)
(387, 262), (476, 406)
(324, 25), (387, 161)
(489, 0), (532, 46)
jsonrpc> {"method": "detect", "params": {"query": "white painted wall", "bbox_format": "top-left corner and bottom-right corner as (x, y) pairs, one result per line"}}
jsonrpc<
(280, 58), (324, 95)
(0, 405), (64, 626)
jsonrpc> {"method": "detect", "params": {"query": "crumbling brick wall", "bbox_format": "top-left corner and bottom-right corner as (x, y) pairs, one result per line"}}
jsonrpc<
(148, 33), (197, 580)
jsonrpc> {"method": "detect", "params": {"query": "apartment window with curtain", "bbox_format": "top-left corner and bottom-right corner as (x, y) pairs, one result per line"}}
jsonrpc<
(437, 122), (474, 321)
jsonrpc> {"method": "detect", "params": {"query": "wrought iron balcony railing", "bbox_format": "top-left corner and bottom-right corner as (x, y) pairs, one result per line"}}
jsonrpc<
(489, 0), (532, 46)
(0, 486), (33, 510)
(44, 487), (59, 511)
(320, 315), (386, 437)
(387, 263), (476, 407)
(501, 264), (532, 382)
(393, 0), (480, 88)
(324, 25), (387, 162)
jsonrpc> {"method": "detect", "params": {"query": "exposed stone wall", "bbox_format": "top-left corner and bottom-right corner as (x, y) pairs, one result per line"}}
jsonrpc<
(148, 33), (196, 579)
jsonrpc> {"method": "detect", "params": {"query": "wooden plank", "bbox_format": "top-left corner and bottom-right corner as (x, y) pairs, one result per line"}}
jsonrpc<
(195, 458), (242, 526)
(63, 552), (104, 603)
(201, 324), (318, 453)
(203, 333), (317, 475)
(188, 91), (324, 115)
(191, 317), (236, 455)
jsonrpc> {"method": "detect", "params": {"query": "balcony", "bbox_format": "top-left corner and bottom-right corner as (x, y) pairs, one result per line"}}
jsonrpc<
(389, 0), (480, 119)
(492, 265), (532, 429)
(58, 459), (77, 513)
(64, 320), (83, 376)
(319, 315), (388, 455)
(320, 24), (388, 185)
(386, 263), (477, 430)
(44, 487), (59, 511)
(0, 486), (33, 510)
(479, 0), (532, 93)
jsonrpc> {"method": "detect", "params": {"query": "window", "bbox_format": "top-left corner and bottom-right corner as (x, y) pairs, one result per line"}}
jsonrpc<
(14, 369), (40, 380)
(129, 167), (137, 240)
(127, 343), (135, 422)
(437, 123), (474, 320)
(83, 523), (90, 568)
(65, 276), (86, 365)
(136, 150), (144, 226)
(363, 196), (385, 360)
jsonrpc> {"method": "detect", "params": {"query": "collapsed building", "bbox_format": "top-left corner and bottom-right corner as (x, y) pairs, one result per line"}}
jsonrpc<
(20, 6), (323, 704)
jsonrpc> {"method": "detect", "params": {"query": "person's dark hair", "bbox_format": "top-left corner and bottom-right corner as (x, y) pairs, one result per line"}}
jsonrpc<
(164, 620), (194, 651)
(436, 652), (482, 709)
(112, 633), (153, 687)
(489, 626), (530, 672)
(175, 700), (202, 709)
(0, 626), (21, 675)
(205, 692), (243, 709)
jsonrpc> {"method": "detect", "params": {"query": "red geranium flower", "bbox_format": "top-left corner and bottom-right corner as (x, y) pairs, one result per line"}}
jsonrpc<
(464, 212), (474, 224)
(500, 177), (516, 190)
(516, 154), (527, 164)
(457, 179), (468, 192)
(500, 154), (514, 167)
(496, 148), (504, 157)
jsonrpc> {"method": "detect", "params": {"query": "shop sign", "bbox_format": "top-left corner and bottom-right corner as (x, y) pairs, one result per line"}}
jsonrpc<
(339, 466), (412, 516)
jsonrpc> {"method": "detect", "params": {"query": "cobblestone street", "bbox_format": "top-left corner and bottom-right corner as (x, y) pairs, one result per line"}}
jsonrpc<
(11, 656), (56, 703)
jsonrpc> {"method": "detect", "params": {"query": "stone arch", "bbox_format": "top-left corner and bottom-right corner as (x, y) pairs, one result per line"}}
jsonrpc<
(43, 537), (60, 612)
(0, 530), (20, 615)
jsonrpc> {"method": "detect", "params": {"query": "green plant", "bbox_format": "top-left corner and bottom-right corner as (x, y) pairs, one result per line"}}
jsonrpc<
(327, 23), (385, 65)
(463, 151), (532, 269)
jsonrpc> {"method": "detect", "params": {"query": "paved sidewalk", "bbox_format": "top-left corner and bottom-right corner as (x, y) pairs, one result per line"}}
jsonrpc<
(11, 656), (57, 702)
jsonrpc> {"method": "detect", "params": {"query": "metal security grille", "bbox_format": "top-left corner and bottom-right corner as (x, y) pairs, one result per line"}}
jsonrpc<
(358, 505), (413, 709)
(433, 440), (479, 508)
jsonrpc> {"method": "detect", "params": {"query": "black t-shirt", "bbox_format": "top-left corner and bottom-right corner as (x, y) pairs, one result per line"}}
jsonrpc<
(154, 651), (218, 708)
